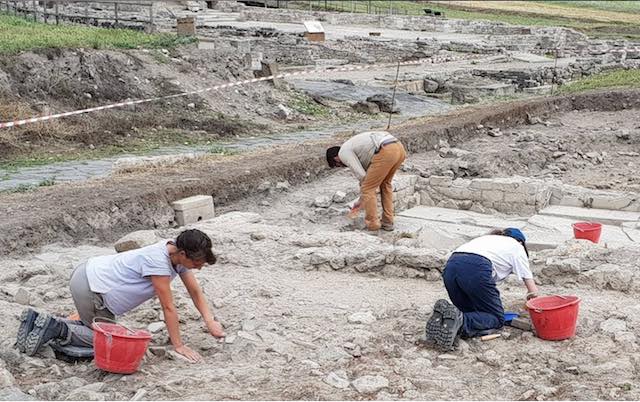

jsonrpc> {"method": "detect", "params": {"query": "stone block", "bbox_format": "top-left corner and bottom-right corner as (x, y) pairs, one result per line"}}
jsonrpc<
(114, 230), (160, 253)
(429, 176), (453, 187)
(503, 192), (528, 204)
(534, 189), (552, 208)
(230, 39), (251, 53)
(435, 186), (475, 201)
(469, 178), (495, 191)
(481, 190), (504, 203)
(393, 175), (417, 192)
(591, 195), (637, 211)
(419, 191), (436, 206)
(171, 195), (215, 226)
(556, 195), (584, 208)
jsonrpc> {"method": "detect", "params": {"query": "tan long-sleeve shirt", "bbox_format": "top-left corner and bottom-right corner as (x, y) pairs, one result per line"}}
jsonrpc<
(338, 131), (397, 181)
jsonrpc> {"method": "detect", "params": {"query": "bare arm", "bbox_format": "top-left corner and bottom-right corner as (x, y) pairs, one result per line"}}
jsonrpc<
(523, 278), (539, 299)
(180, 271), (225, 337)
(151, 275), (202, 362)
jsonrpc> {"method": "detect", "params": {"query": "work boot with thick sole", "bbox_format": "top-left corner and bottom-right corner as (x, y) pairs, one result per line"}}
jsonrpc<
(15, 308), (39, 353)
(25, 314), (68, 356)
(381, 223), (394, 232)
(436, 302), (464, 351)
(425, 299), (450, 344)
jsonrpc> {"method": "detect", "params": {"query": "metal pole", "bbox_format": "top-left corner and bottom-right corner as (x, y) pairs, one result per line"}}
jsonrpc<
(551, 48), (558, 96)
(148, 3), (153, 31)
(32, 0), (36, 21)
(55, 0), (58, 24)
(43, 0), (47, 23)
(387, 61), (401, 130)
(114, 2), (118, 25)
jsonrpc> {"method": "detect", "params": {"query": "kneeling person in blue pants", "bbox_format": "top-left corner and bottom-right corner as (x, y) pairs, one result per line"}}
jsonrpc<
(426, 228), (539, 350)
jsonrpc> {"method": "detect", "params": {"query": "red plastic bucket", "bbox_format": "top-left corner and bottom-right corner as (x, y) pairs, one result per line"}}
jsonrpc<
(572, 222), (602, 243)
(526, 295), (580, 341)
(92, 319), (152, 374)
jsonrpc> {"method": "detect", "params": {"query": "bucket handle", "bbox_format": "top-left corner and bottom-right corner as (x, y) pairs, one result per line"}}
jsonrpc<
(92, 317), (137, 335)
(531, 294), (569, 313)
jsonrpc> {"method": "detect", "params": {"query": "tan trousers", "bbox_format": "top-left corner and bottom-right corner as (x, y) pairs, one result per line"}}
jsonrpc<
(360, 142), (406, 230)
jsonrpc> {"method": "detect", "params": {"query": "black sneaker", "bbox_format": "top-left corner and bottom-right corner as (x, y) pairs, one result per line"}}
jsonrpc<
(25, 314), (68, 356)
(425, 299), (450, 344)
(15, 308), (39, 353)
(436, 302), (464, 351)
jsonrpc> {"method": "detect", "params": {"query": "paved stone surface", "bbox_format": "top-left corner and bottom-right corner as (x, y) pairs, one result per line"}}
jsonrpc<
(540, 205), (640, 226)
(396, 205), (637, 251)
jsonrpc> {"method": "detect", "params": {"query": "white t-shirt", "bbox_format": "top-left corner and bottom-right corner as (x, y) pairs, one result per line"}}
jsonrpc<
(454, 235), (532, 282)
(85, 240), (187, 315)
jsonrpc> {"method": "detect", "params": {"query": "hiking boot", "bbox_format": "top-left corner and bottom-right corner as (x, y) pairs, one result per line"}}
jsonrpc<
(15, 308), (38, 353)
(425, 299), (464, 351)
(25, 314), (69, 356)
(425, 299), (450, 344)
(437, 302), (464, 351)
(381, 222), (394, 232)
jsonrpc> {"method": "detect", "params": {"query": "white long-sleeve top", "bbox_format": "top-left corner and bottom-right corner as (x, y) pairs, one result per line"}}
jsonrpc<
(338, 131), (397, 181)
(454, 235), (533, 282)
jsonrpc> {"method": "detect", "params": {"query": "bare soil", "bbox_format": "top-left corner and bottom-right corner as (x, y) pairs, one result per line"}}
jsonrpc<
(1, 154), (638, 400)
(0, 46), (357, 162)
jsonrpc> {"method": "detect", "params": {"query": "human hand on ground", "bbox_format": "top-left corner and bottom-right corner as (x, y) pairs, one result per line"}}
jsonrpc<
(207, 320), (225, 338)
(174, 344), (202, 363)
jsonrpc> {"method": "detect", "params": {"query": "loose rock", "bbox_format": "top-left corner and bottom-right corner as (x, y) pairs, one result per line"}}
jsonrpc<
(351, 375), (389, 394)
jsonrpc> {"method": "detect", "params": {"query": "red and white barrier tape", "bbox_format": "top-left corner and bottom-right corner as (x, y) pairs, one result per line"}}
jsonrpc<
(0, 53), (484, 130)
(525, 47), (640, 56)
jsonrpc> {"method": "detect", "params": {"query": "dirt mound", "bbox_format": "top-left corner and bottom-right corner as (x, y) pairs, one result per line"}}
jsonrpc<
(0, 46), (310, 158)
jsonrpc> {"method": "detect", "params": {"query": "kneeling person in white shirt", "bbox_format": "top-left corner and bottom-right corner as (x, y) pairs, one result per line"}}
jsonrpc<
(426, 228), (539, 350)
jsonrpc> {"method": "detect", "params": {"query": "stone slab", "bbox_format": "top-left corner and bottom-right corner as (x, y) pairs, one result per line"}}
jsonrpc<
(510, 52), (553, 63)
(525, 215), (635, 248)
(539, 205), (640, 227)
(398, 206), (527, 229)
(395, 205), (637, 252)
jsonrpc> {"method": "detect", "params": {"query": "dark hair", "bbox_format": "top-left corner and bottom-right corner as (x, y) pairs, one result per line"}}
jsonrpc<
(488, 228), (529, 258)
(176, 229), (216, 265)
(326, 146), (341, 168)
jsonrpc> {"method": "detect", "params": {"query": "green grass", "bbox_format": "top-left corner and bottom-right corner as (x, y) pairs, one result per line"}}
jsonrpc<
(289, 95), (330, 117)
(532, 1), (640, 14)
(0, 13), (196, 54)
(291, 0), (640, 39)
(557, 69), (640, 94)
(0, 177), (54, 194)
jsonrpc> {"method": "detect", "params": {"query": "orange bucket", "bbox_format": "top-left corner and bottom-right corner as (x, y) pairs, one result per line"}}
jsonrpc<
(526, 295), (580, 341)
(572, 222), (602, 243)
(92, 318), (151, 374)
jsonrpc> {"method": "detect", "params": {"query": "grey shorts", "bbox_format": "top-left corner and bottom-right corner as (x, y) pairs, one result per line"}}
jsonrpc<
(69, 263), (115, 327)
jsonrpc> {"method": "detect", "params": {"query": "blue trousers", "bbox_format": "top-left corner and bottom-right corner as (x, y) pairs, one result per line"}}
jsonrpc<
(443, 252), (505, 337)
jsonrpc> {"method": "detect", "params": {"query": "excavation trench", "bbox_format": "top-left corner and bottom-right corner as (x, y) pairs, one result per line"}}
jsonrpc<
(1, 88), (639, 254)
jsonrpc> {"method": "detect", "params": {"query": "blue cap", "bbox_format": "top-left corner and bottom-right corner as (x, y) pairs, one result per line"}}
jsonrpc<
(504, 227), (526, 243)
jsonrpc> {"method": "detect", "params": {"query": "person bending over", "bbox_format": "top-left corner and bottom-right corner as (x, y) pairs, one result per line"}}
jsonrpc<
(326, 130), (406, 231)
(15, 229), (224, 363)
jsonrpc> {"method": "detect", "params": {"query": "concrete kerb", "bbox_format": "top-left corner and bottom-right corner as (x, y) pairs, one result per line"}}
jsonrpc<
(2, 89), (640, 253)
